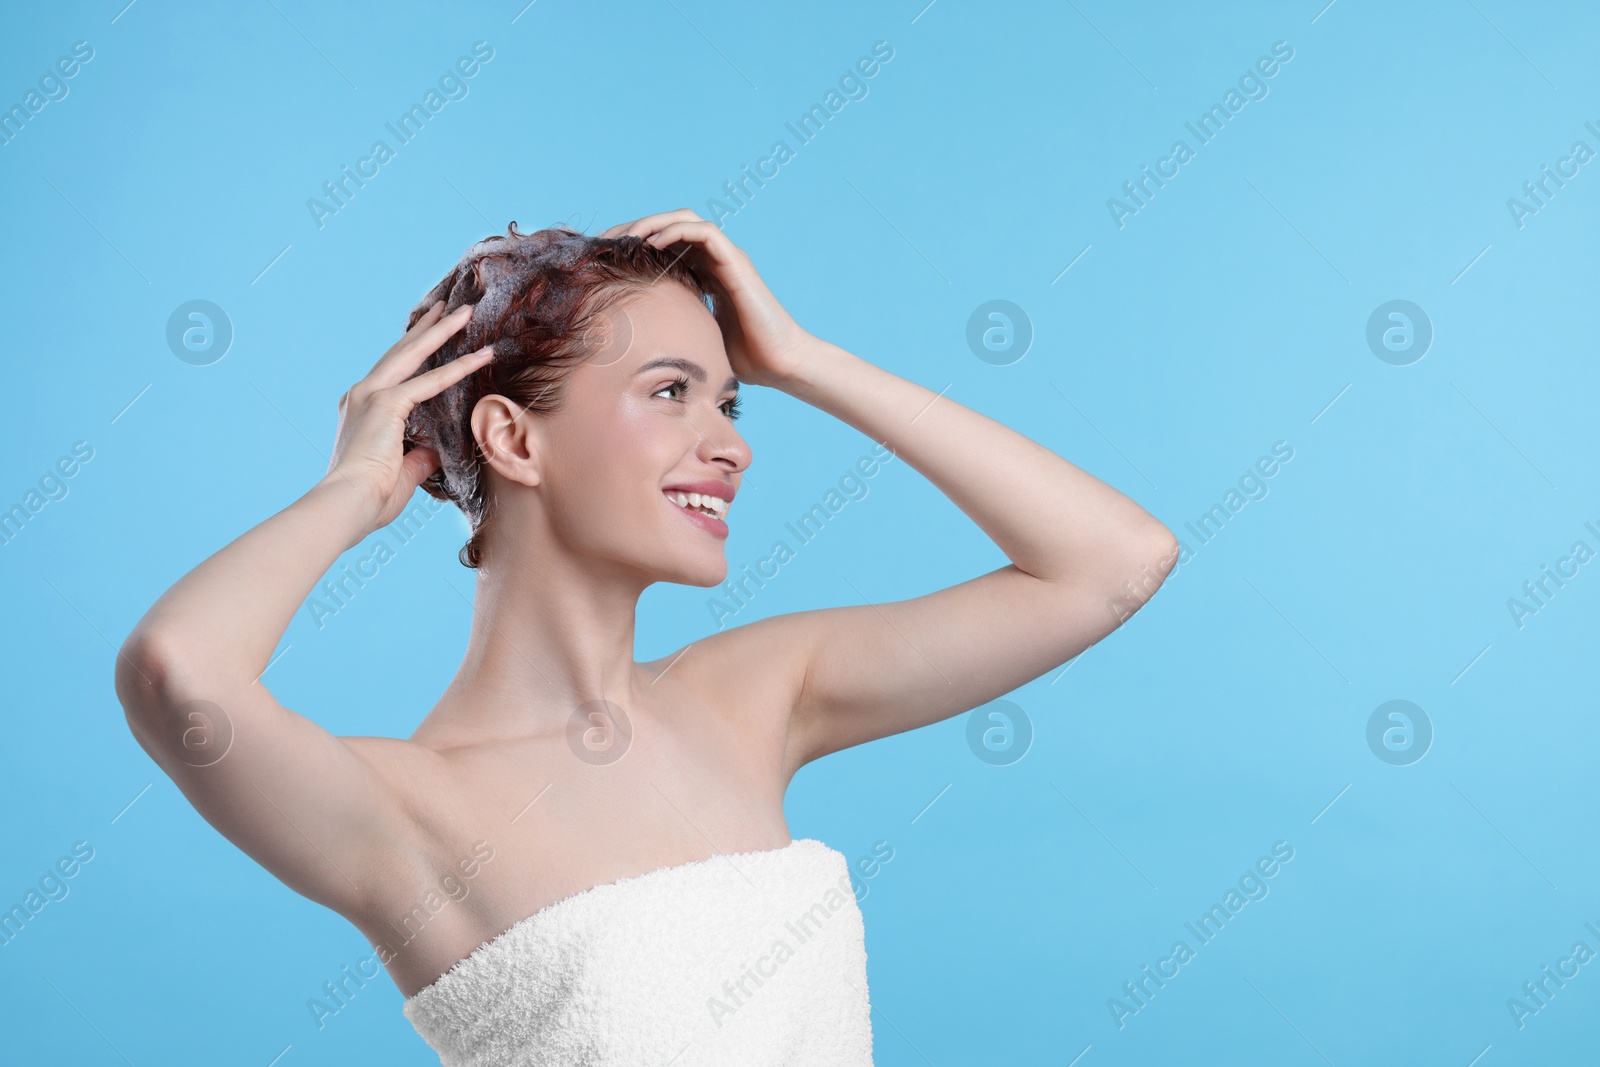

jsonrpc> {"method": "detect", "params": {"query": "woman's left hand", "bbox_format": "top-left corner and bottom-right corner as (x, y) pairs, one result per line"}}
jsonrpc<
(600, 209), (814, 389)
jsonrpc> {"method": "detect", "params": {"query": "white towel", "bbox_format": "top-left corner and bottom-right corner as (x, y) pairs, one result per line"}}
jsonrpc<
(403, 838), (874, 1065)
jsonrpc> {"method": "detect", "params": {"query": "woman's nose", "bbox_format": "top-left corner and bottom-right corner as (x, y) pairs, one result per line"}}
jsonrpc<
(695, 411), (749, 469)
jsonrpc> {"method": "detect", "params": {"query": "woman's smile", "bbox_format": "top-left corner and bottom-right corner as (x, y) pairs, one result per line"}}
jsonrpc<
(662, 487), (731, 538)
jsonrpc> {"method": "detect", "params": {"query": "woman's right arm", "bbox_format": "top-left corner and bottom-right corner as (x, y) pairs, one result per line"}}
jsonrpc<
(114, 300), (493, 917)
(120, 474), (378, 690)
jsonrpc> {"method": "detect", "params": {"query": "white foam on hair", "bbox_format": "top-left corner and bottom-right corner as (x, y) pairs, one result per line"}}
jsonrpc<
(404, 228), (569, 529)
(402, 224), (681, 543)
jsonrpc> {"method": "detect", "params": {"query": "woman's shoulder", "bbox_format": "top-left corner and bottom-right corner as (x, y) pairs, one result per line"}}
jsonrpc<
(643, 617), (813, 777)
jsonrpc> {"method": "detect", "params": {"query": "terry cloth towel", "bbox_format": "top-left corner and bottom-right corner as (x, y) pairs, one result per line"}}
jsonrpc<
(402, 837), (874, 1066)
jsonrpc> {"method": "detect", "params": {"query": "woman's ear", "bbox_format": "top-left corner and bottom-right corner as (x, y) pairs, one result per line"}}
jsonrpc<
(472, 394), (542, 489)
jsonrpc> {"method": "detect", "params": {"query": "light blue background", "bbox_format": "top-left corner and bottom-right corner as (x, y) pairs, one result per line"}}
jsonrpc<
(3, 0), (1597, 1063)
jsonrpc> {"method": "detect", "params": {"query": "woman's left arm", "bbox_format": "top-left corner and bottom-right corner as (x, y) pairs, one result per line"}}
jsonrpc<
(769, 334), (1180, 762)
(782, 335), (1176, 587)
(603, 210), (1179, 770)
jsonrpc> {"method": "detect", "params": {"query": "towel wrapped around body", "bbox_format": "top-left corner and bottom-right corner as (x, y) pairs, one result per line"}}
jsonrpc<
(402, 837), (874, 1065)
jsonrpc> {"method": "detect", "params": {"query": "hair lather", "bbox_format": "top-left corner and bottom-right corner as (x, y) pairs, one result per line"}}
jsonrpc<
(401, 221), (714, 568)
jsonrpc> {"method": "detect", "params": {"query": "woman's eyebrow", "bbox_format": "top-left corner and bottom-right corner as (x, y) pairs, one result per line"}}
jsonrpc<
(634, 356), (739, 393)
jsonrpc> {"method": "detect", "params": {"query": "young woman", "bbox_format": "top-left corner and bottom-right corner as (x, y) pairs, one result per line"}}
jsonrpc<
(115, 208), (1178, 1065)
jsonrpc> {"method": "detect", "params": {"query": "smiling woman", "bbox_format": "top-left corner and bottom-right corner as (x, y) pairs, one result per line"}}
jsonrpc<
(114, 208), (1177, 1066)
(400, 221), (719, 569)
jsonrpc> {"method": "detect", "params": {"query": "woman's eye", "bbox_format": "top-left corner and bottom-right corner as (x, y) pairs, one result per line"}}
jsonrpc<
(651, 378), (740, 420)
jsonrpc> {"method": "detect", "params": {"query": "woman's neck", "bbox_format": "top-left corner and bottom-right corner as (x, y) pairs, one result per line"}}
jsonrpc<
(411, 553), (651, 748)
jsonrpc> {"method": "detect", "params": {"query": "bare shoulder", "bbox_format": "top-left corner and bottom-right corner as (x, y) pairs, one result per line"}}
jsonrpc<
(644, 613), (815, 781)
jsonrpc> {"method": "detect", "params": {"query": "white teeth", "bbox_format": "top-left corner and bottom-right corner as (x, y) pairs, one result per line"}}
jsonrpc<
(666, 490), (728, 519)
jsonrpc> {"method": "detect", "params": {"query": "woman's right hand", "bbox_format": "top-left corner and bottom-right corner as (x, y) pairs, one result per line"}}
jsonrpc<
(321, 300), (494, 536)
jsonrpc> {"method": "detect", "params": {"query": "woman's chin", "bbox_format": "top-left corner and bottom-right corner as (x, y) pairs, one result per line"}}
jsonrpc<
(647, 549), (727, 589)
(685, 559), (729, 588)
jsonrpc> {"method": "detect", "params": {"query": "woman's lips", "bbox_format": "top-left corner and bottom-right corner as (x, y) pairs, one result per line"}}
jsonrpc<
(665, 493), (729, 539)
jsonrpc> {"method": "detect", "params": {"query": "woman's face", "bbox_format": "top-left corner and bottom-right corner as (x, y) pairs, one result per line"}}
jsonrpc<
(538, 281), (750, 587)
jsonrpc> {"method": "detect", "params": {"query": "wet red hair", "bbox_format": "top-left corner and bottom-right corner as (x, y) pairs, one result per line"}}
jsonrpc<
(402, 221), (714, 568)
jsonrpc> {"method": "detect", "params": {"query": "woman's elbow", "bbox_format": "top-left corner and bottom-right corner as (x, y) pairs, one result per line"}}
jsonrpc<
(114, 630), (188, 722)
